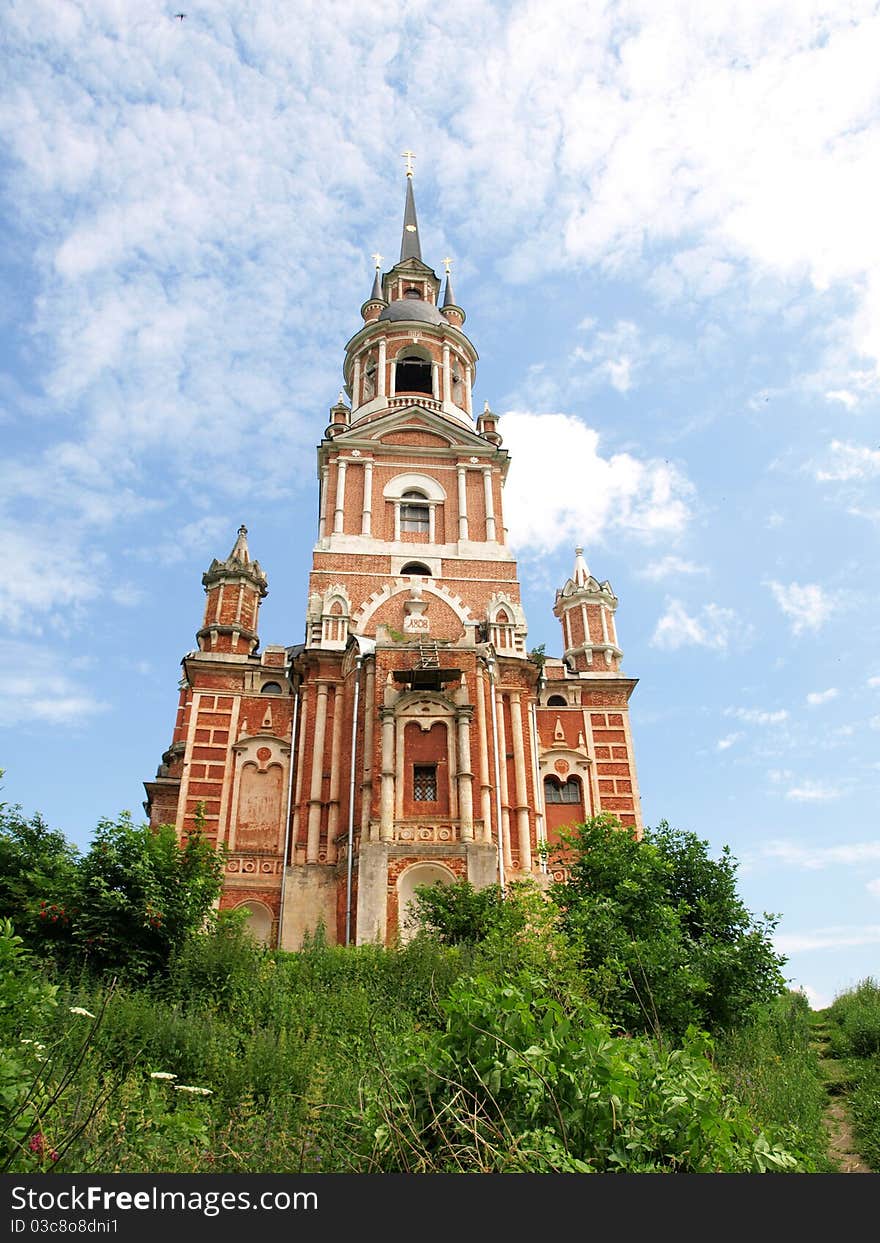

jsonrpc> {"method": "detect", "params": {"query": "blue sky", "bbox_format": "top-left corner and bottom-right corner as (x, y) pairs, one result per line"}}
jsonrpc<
(2, 0), (879, 1009)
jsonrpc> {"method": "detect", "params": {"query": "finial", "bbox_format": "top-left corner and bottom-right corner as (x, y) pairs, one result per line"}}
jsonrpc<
(338, 390), (346, 405)
(483, 399), (490, 413)
(442, 256), (452, 273)
(401, 149), (416, 176)
(371, 251), (383, 268)
(573, 546), (590, 586)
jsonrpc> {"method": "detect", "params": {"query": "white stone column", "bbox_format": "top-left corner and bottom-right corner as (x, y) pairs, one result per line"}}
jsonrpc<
(377, 339), (387, 398)
(483, 468), (497, 541)
(306, 683), (329, 863)
(361, 460), (373, 535)
(290, 686), (309, 850)
(600, 603), (610, 643)
(394, 502), (401, 542)
(333, 460), (347, 535)
(442, 342), (451, 404)
(509, 691), (532, 873)
(475, 666), (493, 843)
(318, 466), (329, 540)
(379, 707), (395, 841)
(352, 356), (361, 410)
(431, 361), (440, 399)
(325, 683), (345, 865)
(360, 660), (376, 835)
(456, 707), (474, 841)
(457, 466), (469, 540)
(428, 504), (436, 543)
(495, 689), (512, 874)
(465, 364), (472, 416)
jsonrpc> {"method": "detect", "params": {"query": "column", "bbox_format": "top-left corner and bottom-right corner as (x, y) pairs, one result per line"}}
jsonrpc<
(495, 689), (512, 873)
(360, 660), (376, 835)
(456, 707), (474, 841)
(464, 364), (472, 416)
(509, 692), (532, 873)
(475, 666), (493, 843)
(379, 707), (395, 841)
(361, 460), (373, 535)
(428, 504), (436, 543)
(442, 342), (451, 404)
(431, 361), (440, 399)
(306, 683), (329, 863)
(600, 602), (610, 643)
(290, 687), (309, 850)
(457, 466), (469, 540)
(318, 466), (329, 540)
(352, 355), (361, 410)
(483, 468), (496, 541)
(325, 683), (345, 864)
(333, 460), (347, 535)
(377, 339), (386, 398)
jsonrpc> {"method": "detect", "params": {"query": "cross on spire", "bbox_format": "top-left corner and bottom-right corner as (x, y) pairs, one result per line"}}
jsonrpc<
(441, 256), (453, 273)
(401, 149), (416, 176)
(371, 251), (383, 268)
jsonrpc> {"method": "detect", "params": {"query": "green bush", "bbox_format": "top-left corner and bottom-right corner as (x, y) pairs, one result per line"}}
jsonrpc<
(827, 977), (880, 1059)
(353, 970), (804, 1173)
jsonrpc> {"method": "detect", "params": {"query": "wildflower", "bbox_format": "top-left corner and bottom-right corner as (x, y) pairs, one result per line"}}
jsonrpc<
(20, 1040), (46, 1050)
(173, 1085), (213, 1095)
(150, 1072), (177, 1080)
(68, 1007), (96, 1018)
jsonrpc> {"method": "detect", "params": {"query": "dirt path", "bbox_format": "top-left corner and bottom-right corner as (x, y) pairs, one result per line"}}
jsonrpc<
(822, 1097), (872, 1173)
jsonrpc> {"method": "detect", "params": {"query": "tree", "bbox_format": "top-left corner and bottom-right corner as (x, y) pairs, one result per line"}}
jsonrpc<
(0, 793), (79, 952)
(549, 814), (787, 1036)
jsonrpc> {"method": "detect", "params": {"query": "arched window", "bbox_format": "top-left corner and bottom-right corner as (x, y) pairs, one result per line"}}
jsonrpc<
(544, 775), (582, 804)
(400, 490), (430, 533)
(401, 562), (431, 576)
(396, 355), (433, 395)
(261, 682), (283, 695)
(547, 694), (567, 706)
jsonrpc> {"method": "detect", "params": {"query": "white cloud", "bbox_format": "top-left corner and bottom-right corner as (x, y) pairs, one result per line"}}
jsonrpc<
(650, 599), (740, 652)
(869, 676), (880, 688)
(637, 555), (707, 582)
(727, 707), (789, 725)
(775, 926), (880, 955)
(502, 411), (693, 554)
(785, 781), (840, 802)
(867, 879), (880, 899)
(766, 580), (837, 635)
(757, 840), (880, 869)
(806, 688), (838, 706)
(814, 440), (880, 482)
(716, 732), (743, 751)
(0, 641), (109, 727)
(869, 715), (880, 730)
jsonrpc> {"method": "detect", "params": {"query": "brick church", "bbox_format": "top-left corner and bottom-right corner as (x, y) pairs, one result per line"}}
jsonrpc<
(143, 167), (643, 948)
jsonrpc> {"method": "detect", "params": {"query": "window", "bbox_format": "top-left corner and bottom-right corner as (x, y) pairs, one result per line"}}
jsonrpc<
(401, 489), (430, 533)
(544, 776), (581, 804)
(547, 694), (567, 706)
(396, 355), (433, 395)
(413, 765), (438, 802)
(261, 682), (283, 695)
(401, 562), (431, 576)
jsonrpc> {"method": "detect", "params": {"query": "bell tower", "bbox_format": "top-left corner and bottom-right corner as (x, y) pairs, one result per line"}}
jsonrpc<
(145, 158), (645, 949)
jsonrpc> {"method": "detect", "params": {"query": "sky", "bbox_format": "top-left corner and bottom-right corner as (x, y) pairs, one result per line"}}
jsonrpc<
(1, 0), (879, 1010)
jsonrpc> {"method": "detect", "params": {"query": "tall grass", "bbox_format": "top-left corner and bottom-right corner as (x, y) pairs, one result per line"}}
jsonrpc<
(825, 977), (880, 1171)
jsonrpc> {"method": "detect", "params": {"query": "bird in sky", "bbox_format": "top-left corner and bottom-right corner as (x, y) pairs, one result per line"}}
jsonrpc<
(174, 12), (186, 19)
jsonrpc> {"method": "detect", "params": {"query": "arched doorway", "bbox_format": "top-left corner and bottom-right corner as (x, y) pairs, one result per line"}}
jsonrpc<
(234, 900), (273, 946)
(396, 862), (456, 942)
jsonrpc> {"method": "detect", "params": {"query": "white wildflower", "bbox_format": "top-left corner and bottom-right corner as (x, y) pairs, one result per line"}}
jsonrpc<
(69, 1007), (96, 1018)
(20, 1040), (46, 1050)
(173, 1085), (213, 1096)
(149, 1072), (177, 1081)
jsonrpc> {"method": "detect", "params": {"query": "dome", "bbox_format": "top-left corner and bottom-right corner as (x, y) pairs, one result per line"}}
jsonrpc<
(378, 298), (446, 326)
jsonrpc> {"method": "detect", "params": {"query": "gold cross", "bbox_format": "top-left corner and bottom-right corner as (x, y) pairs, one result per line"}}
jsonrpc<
(401, 149), (416, 176)
(371, 251), (383, 268)
(441, 256), (453, 273)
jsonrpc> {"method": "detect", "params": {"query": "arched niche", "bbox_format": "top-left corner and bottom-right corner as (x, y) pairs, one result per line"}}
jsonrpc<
(234, 899), (273, 946)
(396, 862), (457, 942)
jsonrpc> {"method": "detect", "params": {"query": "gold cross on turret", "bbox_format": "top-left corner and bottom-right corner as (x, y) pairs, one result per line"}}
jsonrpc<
(371, 252), (383, 268)
(441, 257), (453, 274)
(401, 150), (416, 176)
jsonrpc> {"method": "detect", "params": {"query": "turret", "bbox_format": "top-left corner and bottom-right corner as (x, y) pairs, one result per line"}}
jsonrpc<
(197, 525), (268, 655)
(553, 546), (622, 672)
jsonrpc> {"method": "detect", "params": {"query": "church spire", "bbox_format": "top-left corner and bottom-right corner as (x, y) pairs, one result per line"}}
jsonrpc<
(399, 151), (422, 262)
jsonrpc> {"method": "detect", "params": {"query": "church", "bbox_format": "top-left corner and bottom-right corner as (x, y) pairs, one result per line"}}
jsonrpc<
(143, 166), (644, 948)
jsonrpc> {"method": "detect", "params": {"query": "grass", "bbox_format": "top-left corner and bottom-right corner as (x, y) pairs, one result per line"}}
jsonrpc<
(820, 978), (880, 1172)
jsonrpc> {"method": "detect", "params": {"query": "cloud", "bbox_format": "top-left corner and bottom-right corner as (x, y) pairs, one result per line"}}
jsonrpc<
(650, 599), (740, 652)
(0, 640), (109, 727)
(785, 781), (840, 802)
(869, 676), (880, 688)
(775, 926), (880, 955)
(867, 879), (880, 899)
(814, 440), (880, 482)
(726, 707), (788, 725)
(766, 580), (837, 635)
(756, 840), (880, 870)
(806, 688), (838, 706)
(637, 555), (707, 582)
(502, 411), (693, 554)
(716, 732), (743, 751)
